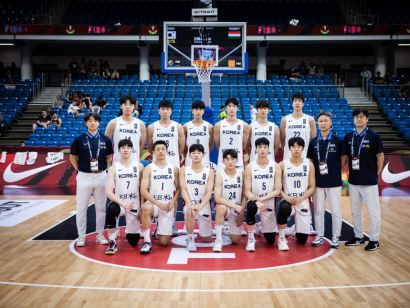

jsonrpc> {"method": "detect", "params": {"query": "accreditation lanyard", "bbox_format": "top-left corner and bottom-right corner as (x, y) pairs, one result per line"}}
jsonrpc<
(317, 134), (331, 175)
(351, 128), (367, 171)
(86, 134), (101, 172)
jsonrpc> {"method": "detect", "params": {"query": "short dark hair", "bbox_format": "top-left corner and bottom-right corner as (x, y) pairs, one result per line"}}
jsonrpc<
(189, 143), (205, 153)
(255, 137), (270, 147)
(84, 112), (101, 123)
(191, 100), (205, 110)
(118, 138), (133, 149)
(225, 97), (239, 107)
(153, 140), (168, 150)
(352, 108), (369, 118)
(292, 92), (305, 102)
(159, 99), (173, 109)
(120, 95), (136, 106)
(256, 99), (270, 109)
(317, 111), (332, 120)
(288, 136), (305, 149)
(223, 149), (238, 159)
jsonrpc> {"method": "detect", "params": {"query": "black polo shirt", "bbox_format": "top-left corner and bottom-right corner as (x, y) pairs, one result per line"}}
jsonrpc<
(343, 128), (383, 185)
(307, 132), (345, 188)
(70, 131), (113, 173)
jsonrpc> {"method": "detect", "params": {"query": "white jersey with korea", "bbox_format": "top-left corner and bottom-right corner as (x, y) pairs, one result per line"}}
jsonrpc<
(251, 160), (276, 207)
(220, 168), (243, 206)
(149, 162), (176, 204)
(284, 114), (311, 159)
(152, 121), (180, 166)
(185, 121), (211, 167)
(185, 166), (210, 216)
(217, 119), (245, 169)
(114, 161), (140, 206)
(112, 117), (142, 163)
(282, 158), (310, 208)
(250, 121), (275, 161)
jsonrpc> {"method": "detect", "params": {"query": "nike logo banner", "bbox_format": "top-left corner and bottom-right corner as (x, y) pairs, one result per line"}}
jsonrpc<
(381, 162), (410, 184)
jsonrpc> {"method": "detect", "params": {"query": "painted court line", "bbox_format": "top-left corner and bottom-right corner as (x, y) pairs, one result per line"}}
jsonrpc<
(0, 281), (409, 293)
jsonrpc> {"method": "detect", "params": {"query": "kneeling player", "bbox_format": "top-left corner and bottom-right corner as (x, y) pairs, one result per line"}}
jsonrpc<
(213, 149), (246, 252)
(278, 137), (316, 251)
(180, 144), (214, 251)
(244, 137), (281, 252)
(105, 139), (144, 255)
(139, 140), (180, 254)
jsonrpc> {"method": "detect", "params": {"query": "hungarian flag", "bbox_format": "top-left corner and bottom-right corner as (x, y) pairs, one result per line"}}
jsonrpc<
(228, 30), (241, 39)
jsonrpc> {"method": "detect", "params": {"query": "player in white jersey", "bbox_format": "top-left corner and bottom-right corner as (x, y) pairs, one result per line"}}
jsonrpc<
(213, 149), (246, 252)
(139, 140), (180, 254)
(105, 96), (146, 163)
(214, 98), (250, 171)
(249, 99), (280, 162)
(104, 139), (144, 255)
(244, 137), (281, 252)
(280, 93), (316, 160)
(147, 100), (185, 167)
(277, 137), (316, 251)
(180, 144), (215, 251)
(183, 100), (213, 167)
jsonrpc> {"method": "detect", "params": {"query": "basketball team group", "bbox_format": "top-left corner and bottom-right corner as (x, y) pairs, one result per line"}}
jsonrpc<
(69, 93), (384, 256)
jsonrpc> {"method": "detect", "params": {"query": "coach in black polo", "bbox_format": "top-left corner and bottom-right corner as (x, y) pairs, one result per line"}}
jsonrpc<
(307, 112), (345, 249)
(343, 108), (384, 251)
(70, 112), (113, 247)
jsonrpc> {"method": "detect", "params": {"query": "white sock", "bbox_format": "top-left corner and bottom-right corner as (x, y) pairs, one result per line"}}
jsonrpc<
(188, 233), (195, 241)
(143, 229), (151, 243)
(248, 230), (255, 242)
(215, 225), (223, 243)
(109, 233), (116, 242)
(279, 228), (286, 239)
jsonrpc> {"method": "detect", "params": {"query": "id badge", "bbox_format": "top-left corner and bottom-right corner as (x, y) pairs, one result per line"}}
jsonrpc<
(352, 156), (360, 170)
(90, 159), (99, 172)
(319, 162), (328, 175)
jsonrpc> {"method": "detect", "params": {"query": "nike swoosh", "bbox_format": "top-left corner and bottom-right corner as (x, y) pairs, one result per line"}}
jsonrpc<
(381, 162), (410, 184)
(3, 161), (67, 183)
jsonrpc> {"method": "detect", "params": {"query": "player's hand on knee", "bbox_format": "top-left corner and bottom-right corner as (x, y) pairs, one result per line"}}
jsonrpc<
(121, 201), (133, 210)
(234, 204), (242, 214)
(256, 201), (266, 212)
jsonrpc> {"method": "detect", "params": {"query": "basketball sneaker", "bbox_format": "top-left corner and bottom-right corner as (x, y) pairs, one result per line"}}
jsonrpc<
(186, 239), (197, 252)
(96, 233), (109, 245)
(77, 235), (85, 247)
(311, 236), (323, 247)
(278, 238), (289, 251)
(105, 241), (117, 255)
(364, 241), (379, 251)
(212, 241), (223, 252)
(345, 237), (366, 246)
(331, 237), (340, 249)
(140, 242), (152, 254)
(310, 223), (317, 236)
(285, 224), (295, 236)
(245, 239), (255, 252)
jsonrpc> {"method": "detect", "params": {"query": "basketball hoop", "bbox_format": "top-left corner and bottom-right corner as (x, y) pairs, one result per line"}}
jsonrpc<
(193, 59), (216, 83)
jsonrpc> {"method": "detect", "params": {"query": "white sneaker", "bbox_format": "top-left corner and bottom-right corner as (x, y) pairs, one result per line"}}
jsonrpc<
(96, 233), (109, 245)
(245, 240), (256, 252)
(213, 241), (223, 252)
(285, 224), (295, 236)
(278, 238), (289, 251)
(331, 237), (340, 249)
(186, 239), (197, 252)
(311, 236), (323, 247)
(77, 236), (85, 247)
(310, 224), (317, 236)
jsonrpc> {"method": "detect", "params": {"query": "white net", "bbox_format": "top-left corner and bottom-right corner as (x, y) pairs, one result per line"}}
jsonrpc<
(193, 60), (216, 83)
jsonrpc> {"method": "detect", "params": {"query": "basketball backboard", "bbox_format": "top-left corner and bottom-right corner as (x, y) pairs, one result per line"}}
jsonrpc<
(162, 22), (247, 73)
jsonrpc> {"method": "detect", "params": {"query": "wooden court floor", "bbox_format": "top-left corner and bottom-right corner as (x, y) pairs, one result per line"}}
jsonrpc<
(0, 195), (409, 307)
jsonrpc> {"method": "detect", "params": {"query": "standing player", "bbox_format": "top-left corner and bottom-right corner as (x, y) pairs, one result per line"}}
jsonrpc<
(213, 149), (246, 252)
(180, 144), (215, 251)
(307, 112), (345, 249)
(244, 137), (282, 252)
(183, 100), (213, 167)
(139, 140), (180, 254)
(147, 100), (185, 167)
(277, 137), (316, 251)
(342, 108), (384, 251)
(214, 98), (250, 171)
(104, 139), (144, 255)
(280, 93), (316, 160)
(105, 96), (146, 163)
(249, 99), (280, 162)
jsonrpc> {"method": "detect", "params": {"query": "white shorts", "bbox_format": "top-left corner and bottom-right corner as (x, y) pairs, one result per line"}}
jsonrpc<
(119, 206), (141, 234)
(183, 206), (213, 238)
(291, 200), (311, 235)
(256, 199), (277, 233)
(151, 203), (175, 236)
(225, 207), (244, 235)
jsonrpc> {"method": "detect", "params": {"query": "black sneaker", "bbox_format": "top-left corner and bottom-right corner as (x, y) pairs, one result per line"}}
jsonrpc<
(345, 237), (366, 246)
(140, 242), (152, 254)
(105, 240), (117, 255)
(365, 241), (380, 251)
